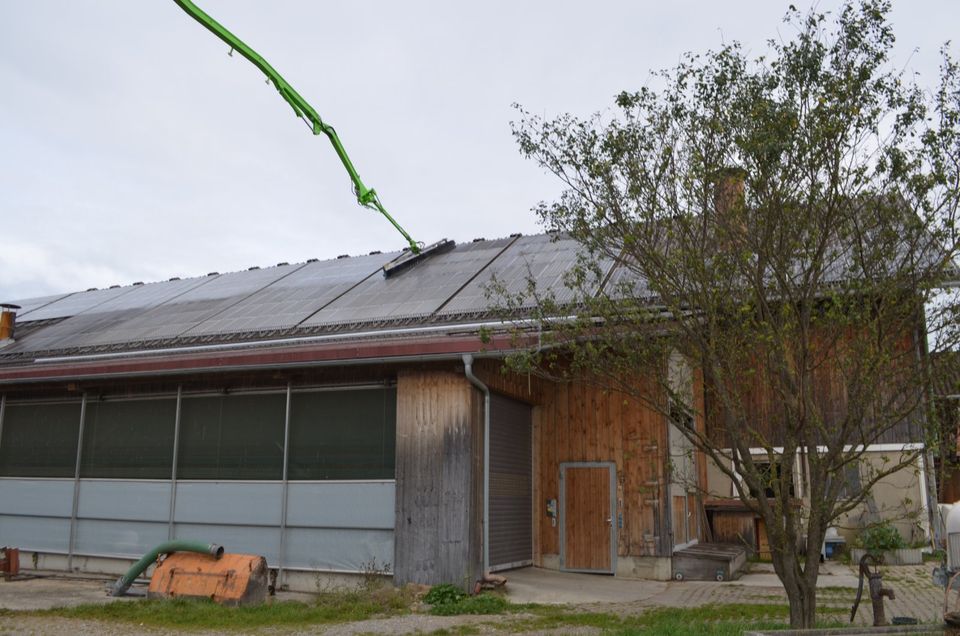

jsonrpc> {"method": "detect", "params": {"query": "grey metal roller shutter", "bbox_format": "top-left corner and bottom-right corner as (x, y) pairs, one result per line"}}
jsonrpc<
(489, 393), (533, 571)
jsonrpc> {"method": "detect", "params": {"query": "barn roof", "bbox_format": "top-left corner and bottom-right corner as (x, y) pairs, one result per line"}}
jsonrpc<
(0, 233), (616, 382)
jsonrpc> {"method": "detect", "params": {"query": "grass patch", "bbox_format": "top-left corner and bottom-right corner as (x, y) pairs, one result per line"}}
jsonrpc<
(30, 588), (411, 631)
(499, 603), (846, 635)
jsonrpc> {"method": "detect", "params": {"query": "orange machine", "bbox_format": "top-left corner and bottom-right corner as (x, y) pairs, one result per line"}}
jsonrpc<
(148, 551), (268, 606)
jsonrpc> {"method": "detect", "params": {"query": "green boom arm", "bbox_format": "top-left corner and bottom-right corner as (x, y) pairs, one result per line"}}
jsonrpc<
(172, 0), (420, 253)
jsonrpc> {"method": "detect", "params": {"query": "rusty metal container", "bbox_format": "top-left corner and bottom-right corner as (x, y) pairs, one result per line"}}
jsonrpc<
(0, 547), (19, 579)
(147, 552), (268, 606)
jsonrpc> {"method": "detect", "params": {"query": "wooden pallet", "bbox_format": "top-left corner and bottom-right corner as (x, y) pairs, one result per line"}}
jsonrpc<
(671, 543), (747, 582)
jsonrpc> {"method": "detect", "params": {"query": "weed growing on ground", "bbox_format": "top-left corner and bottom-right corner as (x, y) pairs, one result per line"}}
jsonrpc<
(430, 593), (508, 616)
(424, 583), (467, 607)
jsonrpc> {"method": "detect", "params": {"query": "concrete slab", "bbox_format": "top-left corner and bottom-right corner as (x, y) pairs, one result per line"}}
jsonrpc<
(0, 574), (131, 610)
(735, 562), (861, 589)
(503, 567), (668, 605)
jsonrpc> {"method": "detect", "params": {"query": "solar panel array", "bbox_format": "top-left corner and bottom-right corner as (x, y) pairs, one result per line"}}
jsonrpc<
(301, 239), (515, 327)
(8, 293), (74, 318)
(4, 234), (607, 356)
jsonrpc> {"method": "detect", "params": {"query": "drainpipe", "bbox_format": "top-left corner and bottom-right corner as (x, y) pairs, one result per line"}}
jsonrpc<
(462, 354), (490, 577)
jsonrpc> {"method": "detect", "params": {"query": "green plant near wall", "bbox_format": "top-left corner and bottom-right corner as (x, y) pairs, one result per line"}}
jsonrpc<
(857, 522), (906, 555)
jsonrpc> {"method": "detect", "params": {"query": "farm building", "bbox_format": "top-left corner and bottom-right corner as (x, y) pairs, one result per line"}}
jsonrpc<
(0, 232), (934, 590)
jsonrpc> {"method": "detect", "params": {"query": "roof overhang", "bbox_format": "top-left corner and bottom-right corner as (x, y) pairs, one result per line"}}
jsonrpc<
(0, 331), (530, 386)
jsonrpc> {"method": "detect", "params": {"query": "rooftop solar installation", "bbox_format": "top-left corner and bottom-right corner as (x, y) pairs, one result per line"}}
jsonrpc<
(178, 250), (401, 337)
(3, 275), (218, 354)
(3, 233), (603, 358)
(7, 293), (74, 318)
(436, 234), (609, 316)
(13, 285), (141, 322)
(58, 264), (307, 347)
(300, 238), (514, 328)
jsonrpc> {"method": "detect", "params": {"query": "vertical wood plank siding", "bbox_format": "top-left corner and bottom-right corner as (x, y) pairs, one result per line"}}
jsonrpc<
(394, 369), (481, 588)
(476, 361), (673, 559)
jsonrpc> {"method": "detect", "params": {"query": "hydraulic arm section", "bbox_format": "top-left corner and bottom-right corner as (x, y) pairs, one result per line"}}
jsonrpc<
(172, 0), (420, 253)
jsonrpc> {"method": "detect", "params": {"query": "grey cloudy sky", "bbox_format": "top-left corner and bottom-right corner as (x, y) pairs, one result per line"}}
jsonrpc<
(1, 1), (956, 301)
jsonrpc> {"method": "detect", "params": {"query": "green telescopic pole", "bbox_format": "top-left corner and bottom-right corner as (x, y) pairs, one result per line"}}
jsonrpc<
(171, 0), (420, 253)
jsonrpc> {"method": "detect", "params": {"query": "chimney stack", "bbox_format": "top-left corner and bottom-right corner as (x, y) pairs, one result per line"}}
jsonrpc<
(711, 167), (748, 246)
(0, 303), (21, 342)
(713, 167), (747, 220)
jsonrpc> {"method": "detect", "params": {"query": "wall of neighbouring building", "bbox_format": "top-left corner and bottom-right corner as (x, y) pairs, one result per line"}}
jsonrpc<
(703, 447), (929, 550)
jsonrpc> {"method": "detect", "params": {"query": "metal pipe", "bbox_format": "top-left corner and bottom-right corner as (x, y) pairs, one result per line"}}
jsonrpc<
(110, 540), (223, 597)
(0, 394), (6, 457)
(33, 316), (579, 365)
(278, 382), (292, 587)
(67, 393), (86, 571)
(462, 354), (490, 576)
(167, 386), (182, 540)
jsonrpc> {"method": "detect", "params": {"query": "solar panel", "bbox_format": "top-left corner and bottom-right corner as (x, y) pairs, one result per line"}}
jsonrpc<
(437, 234), (610, 316)
(14, 286), (140, 322)
(6, 276), (216, 354)
(5, 293), (74, 318)
(300, 238), (513, 328)
(179, 251), (401, 336)
(6, 233), (621, 357)
(72, 264), (307, 345)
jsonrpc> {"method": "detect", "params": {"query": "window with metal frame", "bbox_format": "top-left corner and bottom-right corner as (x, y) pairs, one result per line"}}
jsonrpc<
(177, 392), (286, 480)
(80, 397), (177, 479)
(287, 387), (396, 480)
(0, 401), (82, 477)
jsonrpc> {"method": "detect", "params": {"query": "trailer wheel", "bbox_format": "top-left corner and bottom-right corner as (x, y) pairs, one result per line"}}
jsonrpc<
(674, 572), (684, 581)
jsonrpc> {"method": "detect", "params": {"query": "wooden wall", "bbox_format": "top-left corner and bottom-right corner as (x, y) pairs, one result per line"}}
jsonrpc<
(705, 328), (923, 447)
(393, 368), (482, 589)
(476, 361), (672, 560)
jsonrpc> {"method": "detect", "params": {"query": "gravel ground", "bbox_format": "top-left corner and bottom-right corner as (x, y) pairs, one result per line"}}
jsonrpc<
(0, 564), (946, 635)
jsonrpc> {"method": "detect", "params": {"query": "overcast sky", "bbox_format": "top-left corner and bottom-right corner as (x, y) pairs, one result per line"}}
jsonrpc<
(1, 1), (956, 301)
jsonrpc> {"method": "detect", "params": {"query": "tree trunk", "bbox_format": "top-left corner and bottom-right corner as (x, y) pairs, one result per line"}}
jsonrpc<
(787, 580), (817, 629)
(772, 551), (819, 629)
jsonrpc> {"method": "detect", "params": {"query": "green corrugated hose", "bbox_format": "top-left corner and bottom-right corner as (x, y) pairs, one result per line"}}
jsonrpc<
(110, 540), (224, 597)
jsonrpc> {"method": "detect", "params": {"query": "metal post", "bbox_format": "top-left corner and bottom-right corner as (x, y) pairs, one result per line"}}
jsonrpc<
(463, 355), (490, 576)
(278, 382), (292, 586)
(67, 393), (87, 571)
(0, 394), (6, 456)
(168, 386), (182, 540)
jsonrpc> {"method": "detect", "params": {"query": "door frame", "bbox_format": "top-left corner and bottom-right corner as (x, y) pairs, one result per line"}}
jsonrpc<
(559, 461), (617, 574)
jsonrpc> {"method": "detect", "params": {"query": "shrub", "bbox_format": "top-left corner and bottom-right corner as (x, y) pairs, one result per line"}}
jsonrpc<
(858, 522), (906, 555)
(424, 583), (467, 607)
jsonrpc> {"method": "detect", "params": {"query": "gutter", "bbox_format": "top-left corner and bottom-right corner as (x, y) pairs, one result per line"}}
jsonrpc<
(31, 317), (577, 365)
(462, 354), (490, 578)
(0, 350), (513, 386)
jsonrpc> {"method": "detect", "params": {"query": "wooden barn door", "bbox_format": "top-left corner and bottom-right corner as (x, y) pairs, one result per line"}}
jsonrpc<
(560, 462), (616, 573)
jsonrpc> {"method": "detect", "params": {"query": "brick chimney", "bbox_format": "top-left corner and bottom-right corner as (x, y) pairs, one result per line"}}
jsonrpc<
(0, 303), (21, 342)
(713, 167), (747, 220)
(711, 167), (748, 245)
